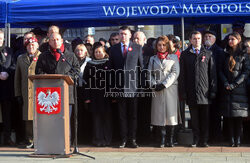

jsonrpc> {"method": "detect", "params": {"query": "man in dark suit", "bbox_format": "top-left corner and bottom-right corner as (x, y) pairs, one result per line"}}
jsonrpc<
(179, 31), (217, 147)
(0, 30), (15, 146)
(109, 26), (143, 148)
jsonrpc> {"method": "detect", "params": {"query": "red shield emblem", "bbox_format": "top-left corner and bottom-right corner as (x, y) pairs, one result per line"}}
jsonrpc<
(36, 87), (61, 115)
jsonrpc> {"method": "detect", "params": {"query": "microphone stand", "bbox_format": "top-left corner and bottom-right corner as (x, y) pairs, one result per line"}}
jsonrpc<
(58, 50), (95, 159)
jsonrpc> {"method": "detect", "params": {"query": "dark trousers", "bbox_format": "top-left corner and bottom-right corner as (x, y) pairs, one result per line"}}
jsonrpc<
(227, 117), (243, 139)
(92, 111), (112, 145)
(117, 98), (138, 141)
(137, 96), (151, 142)
(24, 120), (33, 143)
(209, 101), (222, 142)
(189, 104), (209, 143)
(1, 100), (12, 140)
(12, 98), (25, 144)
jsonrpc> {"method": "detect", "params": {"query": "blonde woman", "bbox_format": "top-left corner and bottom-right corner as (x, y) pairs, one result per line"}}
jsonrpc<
(74, 44), (91, 86)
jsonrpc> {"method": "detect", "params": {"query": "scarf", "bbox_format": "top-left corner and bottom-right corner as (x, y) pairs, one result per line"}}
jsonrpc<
(50, 44), (65, 61)
(157, 52), (168, 60)
(88, 58), (109, 65)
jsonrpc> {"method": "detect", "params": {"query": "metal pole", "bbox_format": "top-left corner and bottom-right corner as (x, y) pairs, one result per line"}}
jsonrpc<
(7, 23), (10, 48)
(180, 17), (186, 130)
(181, 17), (185, 51)
(4, 0), (10, 48)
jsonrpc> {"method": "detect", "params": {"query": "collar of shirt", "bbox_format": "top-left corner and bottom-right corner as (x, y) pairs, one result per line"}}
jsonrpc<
(121, 42), (129, 53)
(192, 46), (200, 54)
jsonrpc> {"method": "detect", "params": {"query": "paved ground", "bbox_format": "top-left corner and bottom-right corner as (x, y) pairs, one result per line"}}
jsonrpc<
(1, 146), (250, 163)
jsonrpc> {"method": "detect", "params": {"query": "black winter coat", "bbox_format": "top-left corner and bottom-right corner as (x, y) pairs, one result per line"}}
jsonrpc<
(179, 46), (217, 106)
(219, 49), (250, 117)
(35, 48), (80, 104)
(248, 54), (250, 105)
(83, 59), (111, 113)
(0, 47), (15, 101)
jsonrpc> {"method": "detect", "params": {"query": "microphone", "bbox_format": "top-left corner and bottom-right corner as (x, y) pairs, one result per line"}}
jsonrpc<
(56, 49), (64, 57)
(56, 49), (65, 61)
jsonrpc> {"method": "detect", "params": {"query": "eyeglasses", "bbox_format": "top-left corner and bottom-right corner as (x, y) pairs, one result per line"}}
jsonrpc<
(111, 39), (119, 41)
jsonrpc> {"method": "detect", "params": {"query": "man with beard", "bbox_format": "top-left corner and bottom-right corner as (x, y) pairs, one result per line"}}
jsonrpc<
(203, 30), (224, 144)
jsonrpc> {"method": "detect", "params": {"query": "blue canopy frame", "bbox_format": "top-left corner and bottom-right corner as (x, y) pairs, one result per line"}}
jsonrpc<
(5, 0), (250, 27)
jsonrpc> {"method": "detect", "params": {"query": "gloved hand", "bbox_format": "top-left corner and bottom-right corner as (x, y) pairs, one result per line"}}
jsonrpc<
(155, 84), (165, 92)
(16, 96), (23, 106)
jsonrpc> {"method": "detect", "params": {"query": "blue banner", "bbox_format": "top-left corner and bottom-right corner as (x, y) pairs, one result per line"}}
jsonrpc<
(6, 0), (250, 27)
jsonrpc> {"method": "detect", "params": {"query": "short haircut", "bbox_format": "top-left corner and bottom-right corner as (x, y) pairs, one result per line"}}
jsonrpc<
(49, 32), (62, 39)
(110, 32), (119, 38)
(24, 31), (35, 38)
(189, 31), (202, 39)
(48, 25), (59, 32)
(134, 31), (146, 39)
(119, 26), (131, 32)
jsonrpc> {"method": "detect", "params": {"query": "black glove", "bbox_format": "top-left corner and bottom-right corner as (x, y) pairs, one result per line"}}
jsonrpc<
(16, 96), (23, 106)
(209, 92), (216, 99)
(155, 84), (165, 92)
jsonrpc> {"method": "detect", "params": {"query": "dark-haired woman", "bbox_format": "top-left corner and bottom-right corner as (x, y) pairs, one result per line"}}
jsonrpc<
(167, 34), (181, 60)
(219, 32), (250, 147)
(83, 44), (112, 147)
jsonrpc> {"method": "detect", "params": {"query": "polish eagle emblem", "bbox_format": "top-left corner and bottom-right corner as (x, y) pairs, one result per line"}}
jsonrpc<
(37, 89), (60, 113)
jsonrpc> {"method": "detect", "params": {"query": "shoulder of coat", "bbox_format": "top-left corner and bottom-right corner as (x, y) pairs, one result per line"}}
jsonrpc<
(17, 53), (27, 59)
(150, 55), (157, 60)
(169, 54), (178, 60)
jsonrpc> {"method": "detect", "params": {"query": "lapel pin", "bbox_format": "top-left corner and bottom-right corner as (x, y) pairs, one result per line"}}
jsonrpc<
(201, 56), (206, 62)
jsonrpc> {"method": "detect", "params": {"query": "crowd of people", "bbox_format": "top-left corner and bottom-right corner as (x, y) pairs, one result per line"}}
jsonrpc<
(0, 22), (249, 149)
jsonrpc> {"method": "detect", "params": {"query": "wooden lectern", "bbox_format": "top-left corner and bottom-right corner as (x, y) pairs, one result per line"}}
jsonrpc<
(29, 74), (74, 155)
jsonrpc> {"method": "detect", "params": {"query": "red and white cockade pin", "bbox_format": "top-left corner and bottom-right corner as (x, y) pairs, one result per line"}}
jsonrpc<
(33, 57), (38, 62)
(201, 56), (206, 62)
(128, 47), (132, 52)
(62, 58), (65, 62)
(4, 52), (7, 56)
